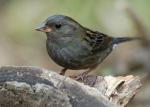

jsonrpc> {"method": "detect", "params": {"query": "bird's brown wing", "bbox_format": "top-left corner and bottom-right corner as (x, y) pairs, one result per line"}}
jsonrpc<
(83, 28), (113, 53)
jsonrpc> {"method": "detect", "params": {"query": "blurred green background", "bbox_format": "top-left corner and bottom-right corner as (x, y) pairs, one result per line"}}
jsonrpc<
(0, 0), (150, 106)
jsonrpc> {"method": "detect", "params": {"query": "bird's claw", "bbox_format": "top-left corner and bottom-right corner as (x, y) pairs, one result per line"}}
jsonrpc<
(70, 72), (88, 81)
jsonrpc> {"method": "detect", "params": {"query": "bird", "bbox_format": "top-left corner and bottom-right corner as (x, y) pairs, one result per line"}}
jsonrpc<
(35, 15), (138, 79)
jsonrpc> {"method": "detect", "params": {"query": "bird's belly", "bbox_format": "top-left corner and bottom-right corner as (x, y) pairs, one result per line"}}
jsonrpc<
(46, 43), (98, 69)
(47, 42), (112, 70)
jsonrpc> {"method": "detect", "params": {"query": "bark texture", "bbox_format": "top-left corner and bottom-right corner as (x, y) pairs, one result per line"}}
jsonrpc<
(0, 66), (141, 107)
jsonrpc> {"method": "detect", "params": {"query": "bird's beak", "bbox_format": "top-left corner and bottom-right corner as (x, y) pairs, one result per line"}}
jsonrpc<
(35, 23), (52, 33)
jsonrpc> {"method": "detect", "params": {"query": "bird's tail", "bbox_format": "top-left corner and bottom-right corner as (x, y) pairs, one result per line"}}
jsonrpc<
(112, 37), (140, 45)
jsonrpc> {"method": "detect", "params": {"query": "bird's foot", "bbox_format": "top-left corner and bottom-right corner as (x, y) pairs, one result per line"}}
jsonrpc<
(70, 71), (89, 81)
(59, 68), (67, 75)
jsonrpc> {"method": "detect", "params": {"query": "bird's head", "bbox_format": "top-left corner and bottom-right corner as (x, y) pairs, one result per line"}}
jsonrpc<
(35, 15), (84, 38)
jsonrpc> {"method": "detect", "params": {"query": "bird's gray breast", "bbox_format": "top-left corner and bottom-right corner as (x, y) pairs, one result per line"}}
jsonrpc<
(46, 37), (89, 69)
(46, 38), (112, 70)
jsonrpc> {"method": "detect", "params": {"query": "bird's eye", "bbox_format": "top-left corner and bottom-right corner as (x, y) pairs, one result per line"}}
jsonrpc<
(55, 24), (62, 29)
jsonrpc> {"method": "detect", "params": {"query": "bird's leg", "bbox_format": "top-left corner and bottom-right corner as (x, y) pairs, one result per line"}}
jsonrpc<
(59, 68), (67, 75)
(75, 68), (94, 81)
(71, 66), (97, 81)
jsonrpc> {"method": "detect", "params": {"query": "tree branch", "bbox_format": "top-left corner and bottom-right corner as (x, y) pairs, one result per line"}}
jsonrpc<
(0, 66), (141, 107)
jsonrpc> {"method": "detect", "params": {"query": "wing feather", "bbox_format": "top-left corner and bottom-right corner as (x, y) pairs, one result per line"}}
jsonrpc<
(83, 28), (113, 53)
